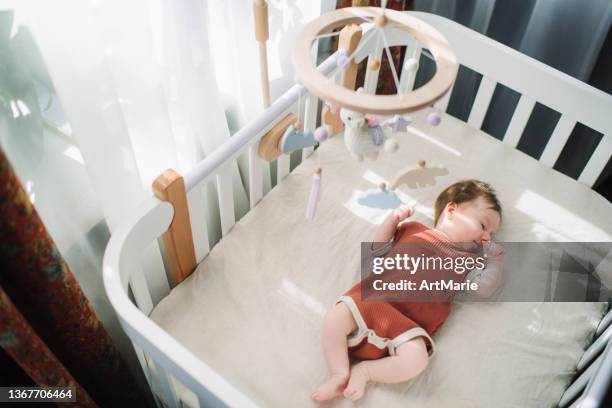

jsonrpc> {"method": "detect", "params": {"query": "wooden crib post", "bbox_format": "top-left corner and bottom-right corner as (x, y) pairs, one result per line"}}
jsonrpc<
(322, 23), (362, 136)
(153, 169), (197, 288)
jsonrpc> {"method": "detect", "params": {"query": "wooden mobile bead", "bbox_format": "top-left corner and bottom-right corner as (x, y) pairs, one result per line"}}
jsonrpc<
(404, 57), (419, 73)
(418, 159), (426, 169)
(374, 14), (388, 28)
(369, 58), (381, 71)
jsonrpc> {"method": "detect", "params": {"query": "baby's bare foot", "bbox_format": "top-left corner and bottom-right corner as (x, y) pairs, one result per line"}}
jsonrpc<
(310, 373), (349, 403)
(343, 363), (370, 401)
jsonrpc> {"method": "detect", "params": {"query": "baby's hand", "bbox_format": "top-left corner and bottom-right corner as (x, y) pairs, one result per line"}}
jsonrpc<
(483, 242), (505, 259)
(393, 204), (414, 222)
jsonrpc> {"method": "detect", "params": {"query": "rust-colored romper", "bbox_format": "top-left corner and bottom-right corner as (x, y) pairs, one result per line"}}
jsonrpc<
(339, 221), (479, 360)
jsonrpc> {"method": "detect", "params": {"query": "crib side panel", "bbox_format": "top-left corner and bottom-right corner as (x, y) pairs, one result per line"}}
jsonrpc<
(105, 193), (257, 407)
(558, 308), (612, 408)
(385, 14), (612, 187)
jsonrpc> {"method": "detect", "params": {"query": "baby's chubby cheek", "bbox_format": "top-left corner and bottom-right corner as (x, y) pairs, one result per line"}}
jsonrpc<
(453, 224), (478, 241)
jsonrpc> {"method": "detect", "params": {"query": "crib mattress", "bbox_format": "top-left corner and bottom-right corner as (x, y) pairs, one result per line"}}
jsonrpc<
(150, 110), (612, 407)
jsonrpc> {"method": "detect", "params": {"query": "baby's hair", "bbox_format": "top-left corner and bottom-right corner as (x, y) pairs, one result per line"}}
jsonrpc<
(434, 179), (502, 226)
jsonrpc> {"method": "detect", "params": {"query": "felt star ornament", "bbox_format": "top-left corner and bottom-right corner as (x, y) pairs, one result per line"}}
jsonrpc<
(387, 115), (412, 133)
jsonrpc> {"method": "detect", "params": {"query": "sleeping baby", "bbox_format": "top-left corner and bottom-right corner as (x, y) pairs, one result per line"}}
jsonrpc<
(311, 179), (505, 402)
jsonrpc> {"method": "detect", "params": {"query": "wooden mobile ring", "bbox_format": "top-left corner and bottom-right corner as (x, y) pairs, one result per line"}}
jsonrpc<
(293, 7), (458, 115)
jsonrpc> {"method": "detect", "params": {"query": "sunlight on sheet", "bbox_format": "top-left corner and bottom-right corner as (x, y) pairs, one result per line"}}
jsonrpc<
(407, 125), (462, 157)
(516, 190), (612, 241)
(280, 278), (326, 318)
(343, 169), (435, 224)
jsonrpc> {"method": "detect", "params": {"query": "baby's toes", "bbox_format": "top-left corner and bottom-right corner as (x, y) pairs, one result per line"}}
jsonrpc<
(343, 386), (364, 401)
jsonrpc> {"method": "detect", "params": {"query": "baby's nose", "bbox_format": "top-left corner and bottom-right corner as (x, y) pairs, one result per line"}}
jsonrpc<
(481, 232), (491, 242)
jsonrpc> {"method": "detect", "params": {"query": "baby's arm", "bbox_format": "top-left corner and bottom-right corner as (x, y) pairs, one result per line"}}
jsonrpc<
(371, 205), (413, 253)
(466, 243), (505, 299)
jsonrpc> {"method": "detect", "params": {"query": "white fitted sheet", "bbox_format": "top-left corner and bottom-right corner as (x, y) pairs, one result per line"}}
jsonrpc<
(150, 111), (611, 407)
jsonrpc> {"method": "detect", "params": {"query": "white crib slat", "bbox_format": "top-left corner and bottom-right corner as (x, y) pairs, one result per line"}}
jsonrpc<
(579, 134), (612, 187)
(467, 76), (496, 130)
(248, 146), (263, 209)
(154, 362), (180, 408)
(277, 154), (290, 182)
(398, 45), (421, 94)
(187, 184), (210, 263)
(558, 352), (602, 408)
(216, 163), (235, 236)
(568, 397), (582, 408)
(363, 37), (384, 94)
(129, 266), (153, 315)
(577, 324), (612, 372)
(596, 309), (612, 337)
(434, 85), (453, 113)
(540, 116), (577, 168)
(503, 95), (535, 147)
(131, 341), (154, 390)
(141, 242), (170, 306)
(302, 93), (318, 160)
(131, 342), (165, 408)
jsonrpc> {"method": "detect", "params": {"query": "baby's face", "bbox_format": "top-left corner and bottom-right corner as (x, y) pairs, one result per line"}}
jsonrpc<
(442, 196), (501, 243)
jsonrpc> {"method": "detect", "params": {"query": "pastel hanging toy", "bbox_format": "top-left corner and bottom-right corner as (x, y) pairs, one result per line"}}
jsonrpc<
(314, 126), (329, 143)
(357, 182), (402, 209)
(305, 167), (322, 220)
(426, 111), (442, 126)
(280, 125), (319, 153)
(386, 114), (412, 133)
(389, 159), (449, 189)
(279, 94), (324, 153)
(305, 127), (328, 221)
(340, 106), (399, 161)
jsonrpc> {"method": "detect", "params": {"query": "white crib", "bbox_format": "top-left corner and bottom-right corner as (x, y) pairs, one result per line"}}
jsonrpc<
(103, 12), (612, 408)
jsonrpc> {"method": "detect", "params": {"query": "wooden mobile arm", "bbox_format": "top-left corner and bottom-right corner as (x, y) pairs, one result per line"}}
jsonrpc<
(323, 24), (363, 136)
(254, 0), (270, 108)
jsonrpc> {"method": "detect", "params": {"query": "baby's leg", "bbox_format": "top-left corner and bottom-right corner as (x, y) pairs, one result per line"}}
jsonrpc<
(310, 302), (357, 403)
(343, 337), (429, 401)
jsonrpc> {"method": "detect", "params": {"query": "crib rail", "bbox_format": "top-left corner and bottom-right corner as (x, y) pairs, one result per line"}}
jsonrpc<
(383, 12), (612, 188)
(103, 197), (255, 407)
(559, 307), (612, 408)
(103, 11), (612, 408)
(103, 54), (337, 408)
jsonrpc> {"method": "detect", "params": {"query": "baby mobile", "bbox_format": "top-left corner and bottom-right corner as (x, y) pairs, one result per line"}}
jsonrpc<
(253, 0), (456, 220)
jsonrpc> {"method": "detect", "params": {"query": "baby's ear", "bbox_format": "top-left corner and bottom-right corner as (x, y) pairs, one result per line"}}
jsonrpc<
(446, 202), (458, 219)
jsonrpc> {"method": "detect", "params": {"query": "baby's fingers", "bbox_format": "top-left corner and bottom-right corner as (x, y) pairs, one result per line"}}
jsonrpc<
(393, 205), (414, 222)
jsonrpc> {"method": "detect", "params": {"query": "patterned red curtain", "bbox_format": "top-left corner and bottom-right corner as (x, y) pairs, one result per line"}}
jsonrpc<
(335, 0), (415, 94)
(0, 147), (145, 407)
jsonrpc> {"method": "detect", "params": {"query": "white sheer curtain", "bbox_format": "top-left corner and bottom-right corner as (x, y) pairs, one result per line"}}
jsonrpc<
(208, 0), (335, 192)
(4, 0), (334, 399)
(25, 0), (250, 239)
